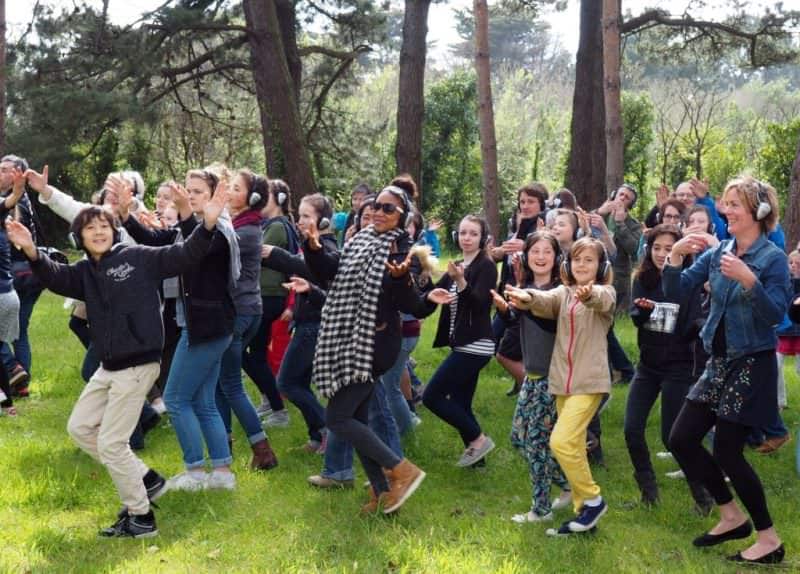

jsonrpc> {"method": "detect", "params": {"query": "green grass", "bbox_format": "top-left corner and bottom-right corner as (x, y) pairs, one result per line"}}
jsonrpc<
(1, 291), (799, 573)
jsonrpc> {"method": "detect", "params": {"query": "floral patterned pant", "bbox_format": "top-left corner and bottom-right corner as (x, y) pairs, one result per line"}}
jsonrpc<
(510, 376), (569, 516)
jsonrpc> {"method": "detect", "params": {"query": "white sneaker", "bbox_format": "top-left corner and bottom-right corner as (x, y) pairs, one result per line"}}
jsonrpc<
(551, 491), (573, 510)
(167, 471), (207, 491)
(206, 470), (236, 490)
(264, 409), (290, 428)
(256, 397), (273, 418)
(665, 469), (686, 480)
(655, 451), (674, 459)
(512, 510), (553, 523)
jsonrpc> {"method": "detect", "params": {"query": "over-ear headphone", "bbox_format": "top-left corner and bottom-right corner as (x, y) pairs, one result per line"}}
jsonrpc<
(754, 181), (772, 221)
(560, 242), (611, 284)
(452, 216), (489, 249)
(248, 174), (269, 210)
(318, 195), (334, 230)
(68, 212), (122, 251)
(611, 183), (638, 209)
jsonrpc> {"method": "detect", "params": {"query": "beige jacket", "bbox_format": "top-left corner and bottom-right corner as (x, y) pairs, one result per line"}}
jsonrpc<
(516, 284), (616, 396)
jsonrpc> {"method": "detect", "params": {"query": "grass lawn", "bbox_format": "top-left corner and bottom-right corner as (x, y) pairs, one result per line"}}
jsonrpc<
(1, 290), (799, 573)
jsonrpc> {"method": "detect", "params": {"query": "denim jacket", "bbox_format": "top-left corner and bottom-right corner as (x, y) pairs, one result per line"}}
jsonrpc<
(662, 234), (791, 359)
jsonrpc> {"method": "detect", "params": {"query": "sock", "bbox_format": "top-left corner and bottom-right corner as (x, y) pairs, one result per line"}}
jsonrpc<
(584, 496), (602, 507)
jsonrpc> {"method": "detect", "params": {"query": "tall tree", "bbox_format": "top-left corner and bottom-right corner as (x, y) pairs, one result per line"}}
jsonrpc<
(565, 0), (606, 210)
(603, 0), (623, 194)
(243, 0), (317, 200)
(783, 134), (800, 250)
(473, 0), (500, 239)
(394, 0), (431, 199)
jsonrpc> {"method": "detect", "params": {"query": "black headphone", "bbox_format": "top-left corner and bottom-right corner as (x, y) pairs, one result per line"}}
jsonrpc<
(452, 216), (489, 249)
(68, 212), (122, 251)
(754, 181), (772, 221)
(247, 174), (269, 210)
(317, 195), (334, 231)
(560, 242), (611, 284)
(610, 183), (638, 209)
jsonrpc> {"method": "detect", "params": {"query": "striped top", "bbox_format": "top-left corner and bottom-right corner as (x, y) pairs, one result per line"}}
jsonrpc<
(448, 281), (495, 357)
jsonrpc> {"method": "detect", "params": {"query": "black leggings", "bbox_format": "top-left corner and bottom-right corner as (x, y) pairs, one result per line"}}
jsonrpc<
(669, 399), (773, 531)
(326, 381), (402, 494)
(0, 362), (12, 407)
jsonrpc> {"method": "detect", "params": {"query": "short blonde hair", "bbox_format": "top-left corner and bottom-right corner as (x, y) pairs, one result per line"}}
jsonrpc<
(722, 176), (779, 234)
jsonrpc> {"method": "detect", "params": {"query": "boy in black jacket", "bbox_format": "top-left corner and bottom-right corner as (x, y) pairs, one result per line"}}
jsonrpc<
(5, 187), (227, 539)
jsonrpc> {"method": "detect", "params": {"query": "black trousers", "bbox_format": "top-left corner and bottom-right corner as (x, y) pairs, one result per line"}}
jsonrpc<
(669, 399), (773, 531)
(326, 381), (402, 493)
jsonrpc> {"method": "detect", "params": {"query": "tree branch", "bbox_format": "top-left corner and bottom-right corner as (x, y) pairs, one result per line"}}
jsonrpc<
(297, 44), (371, 59)
(147, 63), (251, 105)
(160, 34), (249, 77)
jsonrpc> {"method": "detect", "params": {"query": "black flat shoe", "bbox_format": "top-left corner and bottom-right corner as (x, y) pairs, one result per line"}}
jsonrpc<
(728, 544), (785, 564)
(505, 382), (521, 396)
(692, 521), (752, 547)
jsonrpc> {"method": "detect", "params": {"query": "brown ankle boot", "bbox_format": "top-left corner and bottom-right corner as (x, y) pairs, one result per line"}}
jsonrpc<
(382, 459), (425, 514)
(360, 486), (382, 515)
(250, 439), (278, 471)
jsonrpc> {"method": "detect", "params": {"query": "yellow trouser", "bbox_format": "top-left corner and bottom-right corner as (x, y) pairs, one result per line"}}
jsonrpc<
(550, 393), (603, 512)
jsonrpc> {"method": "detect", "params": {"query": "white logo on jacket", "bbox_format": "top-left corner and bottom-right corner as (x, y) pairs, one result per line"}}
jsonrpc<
(107, 263), (135, 282)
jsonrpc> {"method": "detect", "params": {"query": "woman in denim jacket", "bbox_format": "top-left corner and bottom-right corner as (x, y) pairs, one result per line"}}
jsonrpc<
(663, 176), (790, 565)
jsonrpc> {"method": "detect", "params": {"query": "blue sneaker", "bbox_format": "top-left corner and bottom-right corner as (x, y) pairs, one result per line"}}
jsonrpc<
(568, 499), (607, 532)
(546, 520), (597, 537)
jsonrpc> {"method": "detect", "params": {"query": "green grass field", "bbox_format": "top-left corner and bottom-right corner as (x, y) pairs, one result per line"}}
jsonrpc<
(1, 290), (798, 573)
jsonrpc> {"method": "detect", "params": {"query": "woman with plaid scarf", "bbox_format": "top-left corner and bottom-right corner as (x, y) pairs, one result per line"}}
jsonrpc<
(306, 185), (452, 514)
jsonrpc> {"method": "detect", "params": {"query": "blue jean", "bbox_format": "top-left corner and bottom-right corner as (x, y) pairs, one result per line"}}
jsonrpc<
(423, 351), (492, 445)
(164, 330), (233, 469)
(241, 295), (286, 411)
(322, 380), (402, 481)
(1, 287), (42, 374)
(380, 336), (419, 435)
(276, 322), (326, 442)
(216, 314), (266, 445)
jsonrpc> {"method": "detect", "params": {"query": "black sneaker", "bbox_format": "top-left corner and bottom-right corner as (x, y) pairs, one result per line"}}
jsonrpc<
(546, 520), (598, 537)
(143, 469), (167, 502)
(568, 499), (607, 532)
(99, 510), (158, 538)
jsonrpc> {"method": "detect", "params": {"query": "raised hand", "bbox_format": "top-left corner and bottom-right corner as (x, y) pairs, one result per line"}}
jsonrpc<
(690, 178), (709, 198)
(427, 217), (444, 231)
(502, 237), (524, 254)
(575, 281), (594, 303)
(203, 180), (229, 230)
(282, 275), (311, 294)
(24, 165), (50, 199)
(656, 184), (670, 207)
(386, 252), (413, 278)
(427, 287), (455, 305)
(170, 182), (192, 219)
(4, 169), (27, 209)
(671, 233), (710, 258)
(504, 284), (532, 307)
(136, 210), (161, 229)
(490, 289), (509, 314)
(108, 175), (134, 221)
(6, 220), (37, 259)
(446, 260), (465, 281)
(306, 219), (322, 251)
(633, 297), (655, 310)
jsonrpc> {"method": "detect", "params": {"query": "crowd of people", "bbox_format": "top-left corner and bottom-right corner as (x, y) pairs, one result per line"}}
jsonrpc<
(0, 152), (796, 565)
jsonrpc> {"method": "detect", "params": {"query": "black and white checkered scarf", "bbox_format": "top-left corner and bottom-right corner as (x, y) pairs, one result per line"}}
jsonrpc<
(312, 226), (404, 399)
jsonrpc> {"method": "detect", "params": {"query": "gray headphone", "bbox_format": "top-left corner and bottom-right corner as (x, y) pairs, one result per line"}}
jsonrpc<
(755, 181), (772, 221)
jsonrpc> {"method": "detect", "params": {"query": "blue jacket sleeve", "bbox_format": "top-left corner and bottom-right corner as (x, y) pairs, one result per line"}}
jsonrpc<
(662, 248), (713, 302)
(422, 229), (441, 258)
(767, 224), (786, 251)
(696, 196), (728, 240)
(741, 251), (791, 327)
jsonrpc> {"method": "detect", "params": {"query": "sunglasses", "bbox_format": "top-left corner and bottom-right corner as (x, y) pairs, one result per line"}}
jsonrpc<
(373, 202), (404, 215)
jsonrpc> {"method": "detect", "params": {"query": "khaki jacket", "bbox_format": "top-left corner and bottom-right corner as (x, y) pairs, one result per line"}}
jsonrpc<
(517, 284), (616, 396)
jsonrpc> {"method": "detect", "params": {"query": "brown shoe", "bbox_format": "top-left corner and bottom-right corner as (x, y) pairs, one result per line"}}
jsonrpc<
(360, 486), (382, 515)
(756, 434), (791, 454)
(250, 439), (279, 470)
(382, 459), (426, 514)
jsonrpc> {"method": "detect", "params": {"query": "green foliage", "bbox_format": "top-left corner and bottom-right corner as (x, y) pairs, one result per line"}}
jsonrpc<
(421, 70), (482, 240)
(759, 118), (800, 203)
(621, 92), (654, 199)
(702, 138), (748, 197)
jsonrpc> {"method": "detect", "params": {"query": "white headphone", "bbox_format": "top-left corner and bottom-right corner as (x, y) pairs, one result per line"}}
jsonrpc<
(755, 181), (772, 221)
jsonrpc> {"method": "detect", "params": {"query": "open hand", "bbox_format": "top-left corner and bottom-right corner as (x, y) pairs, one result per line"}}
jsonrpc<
(427, 287), (455, 305)
(386, 253), (413, 278)
(428, 217), (443, 232)
(504, 284), (532, 307)
(446, 260), (464, 281)
(203, 180), (229, 230)
(282, 275), (311, 294)
(6, 219), (37, 259)
(108, 175), (134, 220)
(306, 220), (322, 251)
(170, 182), (191, 216)
(656, 184), (670, 207)
(24, 165), (51, 200)
(690, 178), (709, 199)
(575, 281), (594, 303)
(490, 289), (509, 313)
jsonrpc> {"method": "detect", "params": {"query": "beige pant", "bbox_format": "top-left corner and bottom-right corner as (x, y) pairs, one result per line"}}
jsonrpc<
(67, 362), (160, 515)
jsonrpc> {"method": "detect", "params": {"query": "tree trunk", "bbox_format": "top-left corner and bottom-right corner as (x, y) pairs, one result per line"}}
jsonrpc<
(473, 0), (501, 240)
(783, 134), (800, 252)
(275, 0), (302, 103)
(566, 0), (606, 210)
(243, 0), (317, 203)
(602, 0), (623, 194)
(395, 0), (431, 204)
(0, 0), (6, 156)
